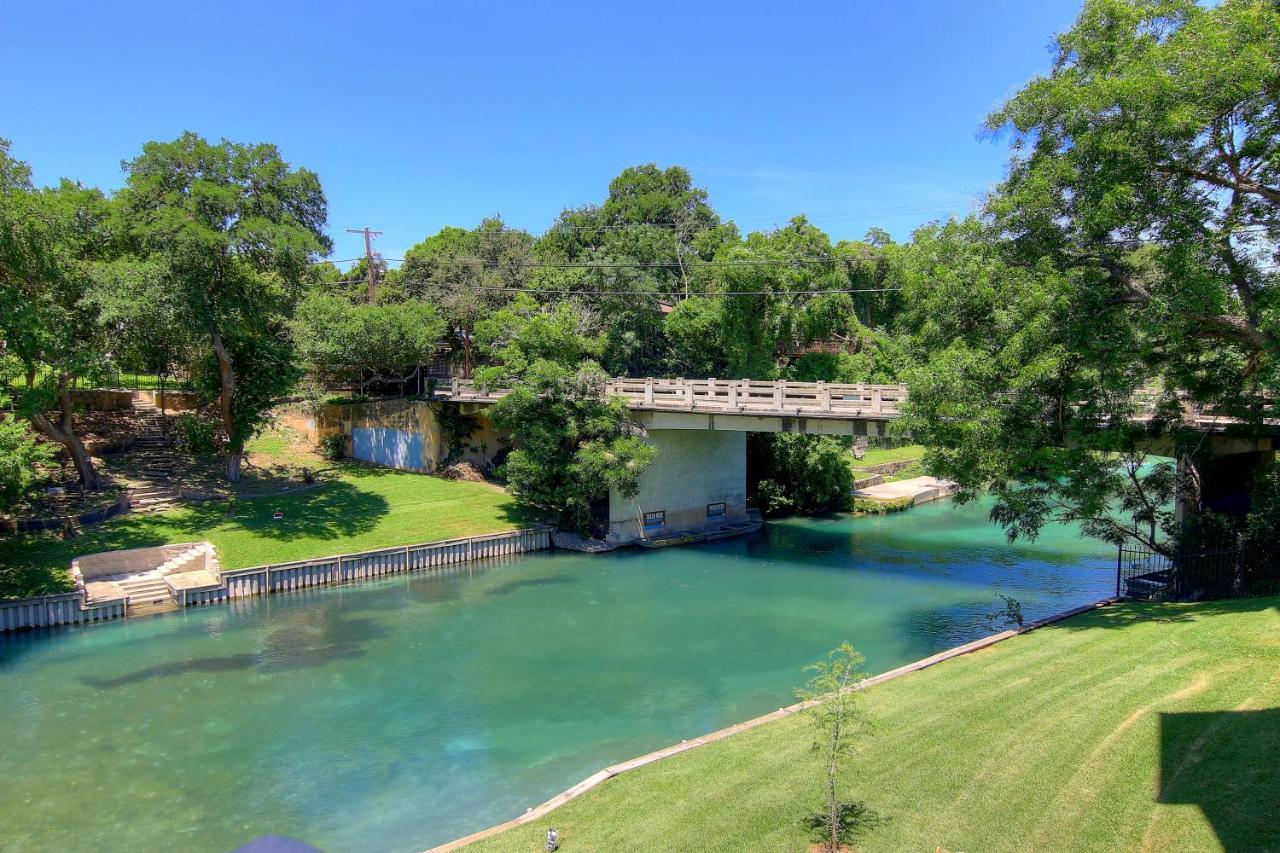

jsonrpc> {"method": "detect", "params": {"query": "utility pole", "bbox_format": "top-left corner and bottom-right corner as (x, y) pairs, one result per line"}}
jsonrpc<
(346, 226), (384, 304)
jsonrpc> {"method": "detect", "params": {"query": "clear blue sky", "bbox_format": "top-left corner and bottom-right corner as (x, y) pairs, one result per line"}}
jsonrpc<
(2, 0), (1081, 267)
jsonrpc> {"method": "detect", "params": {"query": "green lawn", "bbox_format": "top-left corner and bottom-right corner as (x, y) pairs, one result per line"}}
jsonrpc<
(0, 465), (537, 598)
(853, 443), (925, 469)
(470, 597), (1280, 853)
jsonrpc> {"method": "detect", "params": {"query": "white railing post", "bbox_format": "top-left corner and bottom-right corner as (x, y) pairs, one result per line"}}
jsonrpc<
(818, 381), (830, 411)
(774, 381), (785, 410)
(451, 377), (460, 397)
(872, 387), (883, 413)
(728, 381), (738, 409)
(644, 377), (654, 406)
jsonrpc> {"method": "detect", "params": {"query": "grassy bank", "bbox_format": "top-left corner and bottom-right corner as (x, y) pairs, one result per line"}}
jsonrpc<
(470, 597), (1280, 853)
(0, 465), (536, 599)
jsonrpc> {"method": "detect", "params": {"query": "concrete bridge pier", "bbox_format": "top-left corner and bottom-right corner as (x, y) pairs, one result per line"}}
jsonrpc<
(605, 430), (748, 545)
(1165, 436), (1276, 525)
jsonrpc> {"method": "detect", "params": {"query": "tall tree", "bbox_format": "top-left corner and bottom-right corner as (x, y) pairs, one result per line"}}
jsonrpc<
(117, 133), (330, 481)
(292, 294), (447, 392)
(902, 0), (1280, 550)
(398, 218), (534, 377)
(0, 141), (115, 489)
(474, 297), (655, 534)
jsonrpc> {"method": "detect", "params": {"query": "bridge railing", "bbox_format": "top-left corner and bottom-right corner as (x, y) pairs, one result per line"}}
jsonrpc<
(444, 377), (907, 416)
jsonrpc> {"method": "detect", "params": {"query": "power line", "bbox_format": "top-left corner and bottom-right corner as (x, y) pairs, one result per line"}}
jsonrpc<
(319, 280), (902, 296)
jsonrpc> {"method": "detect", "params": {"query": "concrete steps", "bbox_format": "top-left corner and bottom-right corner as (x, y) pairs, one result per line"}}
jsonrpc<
(118, 575), (171, 606)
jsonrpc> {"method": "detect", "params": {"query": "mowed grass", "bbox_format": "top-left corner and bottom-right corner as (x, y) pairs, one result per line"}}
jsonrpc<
(0, 465), (537, 598)
(471, 597), (1280, 853)
(853, 443), (925, 469)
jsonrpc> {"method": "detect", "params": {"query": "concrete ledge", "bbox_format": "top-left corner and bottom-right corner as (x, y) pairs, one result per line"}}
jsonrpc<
(427, 597), (1118, 852)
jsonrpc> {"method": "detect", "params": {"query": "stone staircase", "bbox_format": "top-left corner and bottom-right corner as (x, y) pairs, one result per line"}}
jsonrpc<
(105, 543), (221, 614)
(126, 397), (185, 512)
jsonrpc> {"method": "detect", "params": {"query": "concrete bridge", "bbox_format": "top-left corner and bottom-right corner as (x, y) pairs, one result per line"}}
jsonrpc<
(318, 377), (1275, 547)
(446, 377), (907, 436)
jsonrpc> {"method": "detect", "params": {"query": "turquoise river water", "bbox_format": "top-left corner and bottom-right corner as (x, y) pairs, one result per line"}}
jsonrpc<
(0, 500), (1115, 852)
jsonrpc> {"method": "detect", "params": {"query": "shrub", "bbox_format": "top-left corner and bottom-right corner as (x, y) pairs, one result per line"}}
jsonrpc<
(853, 496), (913, 514)
(174, 413), (218, 454)
(319, 433), (346, 461)
(749, 433), (853, 516)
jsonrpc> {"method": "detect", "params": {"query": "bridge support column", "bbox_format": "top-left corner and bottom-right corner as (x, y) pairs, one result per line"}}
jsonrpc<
(606, 430), (747, 545)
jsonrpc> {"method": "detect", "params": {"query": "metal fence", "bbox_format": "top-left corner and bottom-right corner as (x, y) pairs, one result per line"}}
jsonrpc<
(70, 369), (193, 392)
(1117, 543), (1280, 601)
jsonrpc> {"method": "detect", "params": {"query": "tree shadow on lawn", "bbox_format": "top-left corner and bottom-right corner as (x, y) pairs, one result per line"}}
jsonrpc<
(200, 477), (392, 544)
(1044, 596), (1280, 632)
(1159, 707), (1280, 852)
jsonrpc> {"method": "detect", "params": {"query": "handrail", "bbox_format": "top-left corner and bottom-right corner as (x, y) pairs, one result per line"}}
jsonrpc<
(443, 376), (909, 416)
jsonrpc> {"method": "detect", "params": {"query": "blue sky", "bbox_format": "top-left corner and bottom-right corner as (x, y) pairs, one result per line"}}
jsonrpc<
(2, 1), (1081, 266)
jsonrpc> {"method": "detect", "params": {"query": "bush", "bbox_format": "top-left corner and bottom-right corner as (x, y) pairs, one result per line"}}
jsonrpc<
(319, 433), (346, 461)
(0, 415), (53, 510)
(853, 495), (913, 514)
(749, 433), (853, 516)
(174, 413), (218, 454)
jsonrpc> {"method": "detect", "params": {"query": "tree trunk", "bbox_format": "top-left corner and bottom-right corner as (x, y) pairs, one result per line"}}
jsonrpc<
(29, 378), (101, 490)
(209, 324), (241, 482)
(226, 439), (244, 482)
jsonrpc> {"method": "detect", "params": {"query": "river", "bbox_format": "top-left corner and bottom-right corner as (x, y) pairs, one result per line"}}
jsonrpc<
(0, 498), (1115, 852)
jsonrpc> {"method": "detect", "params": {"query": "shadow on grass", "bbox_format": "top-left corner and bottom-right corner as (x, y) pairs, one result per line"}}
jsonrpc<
(1159, 707), (1280, 852)
(195, 478), (391, 544)
(1047, 596), (1280, 631)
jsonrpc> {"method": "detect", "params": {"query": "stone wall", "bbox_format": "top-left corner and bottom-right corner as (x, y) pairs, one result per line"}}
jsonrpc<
(135, 390), (202, 411)
(67, 389), (134, 411)
(607, 430), (748, 544)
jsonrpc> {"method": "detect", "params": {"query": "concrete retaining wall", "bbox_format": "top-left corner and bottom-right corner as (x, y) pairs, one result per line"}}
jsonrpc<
(295, 399), (508, 473)
(0, 492), (133, 536)
(67, 389), (134, 411)
(135, 390), (202, 411)
(74, 542), (203, 579)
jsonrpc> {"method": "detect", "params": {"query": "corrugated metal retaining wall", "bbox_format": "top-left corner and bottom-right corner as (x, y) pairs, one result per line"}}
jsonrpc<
(1, 527), (552, 631)
(0, 592), (126, 632)
(219, 527), (551, 599)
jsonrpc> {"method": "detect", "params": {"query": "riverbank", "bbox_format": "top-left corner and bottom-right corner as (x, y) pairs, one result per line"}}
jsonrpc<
(463, 595), (1280, 852)
(0, 464), (535, 599)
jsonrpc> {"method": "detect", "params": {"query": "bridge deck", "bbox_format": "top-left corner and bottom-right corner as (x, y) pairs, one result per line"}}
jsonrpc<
(445, 377), (907, 420)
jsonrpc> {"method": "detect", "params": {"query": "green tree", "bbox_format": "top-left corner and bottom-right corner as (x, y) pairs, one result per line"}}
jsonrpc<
(0, 352), (53, 509)
(117, 133), (330, 481)
(475, 299), (655, 533)
(796, 643), (875, 853)
(398, 218), (534, 376)
(537, 164), (737, 375)
(0, 141), (115, 489)
(292, 294), (447, 392)
(749, 432), (854, 516)
(903, 0), (1280, 550)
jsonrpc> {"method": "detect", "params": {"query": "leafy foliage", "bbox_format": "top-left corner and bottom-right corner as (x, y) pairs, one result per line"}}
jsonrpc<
(292, 294), (446, 391)
(894, 0), (1280, 550)
(116, 132), (330, 481)
(750, 433), (853, 516)
(796, 643), (874, 853)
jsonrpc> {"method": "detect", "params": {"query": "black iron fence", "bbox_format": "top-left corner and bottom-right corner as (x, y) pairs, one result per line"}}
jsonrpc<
(1117, 543), (1280, 602)
(70, 369), (193, 392)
